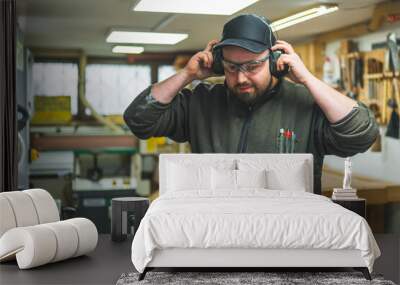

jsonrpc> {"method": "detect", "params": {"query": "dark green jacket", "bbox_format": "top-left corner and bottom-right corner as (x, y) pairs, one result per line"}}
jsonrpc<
(124, 79), (378, 194)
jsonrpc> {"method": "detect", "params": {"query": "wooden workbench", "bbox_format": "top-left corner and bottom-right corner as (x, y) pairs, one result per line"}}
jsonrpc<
(322, 167), (400, 233)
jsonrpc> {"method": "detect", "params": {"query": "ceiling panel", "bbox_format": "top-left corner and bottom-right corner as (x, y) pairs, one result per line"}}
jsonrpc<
(17, 0), (386, 56)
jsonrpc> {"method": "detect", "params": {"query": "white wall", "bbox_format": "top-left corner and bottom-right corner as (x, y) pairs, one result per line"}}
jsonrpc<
(323, 23), (400, 184)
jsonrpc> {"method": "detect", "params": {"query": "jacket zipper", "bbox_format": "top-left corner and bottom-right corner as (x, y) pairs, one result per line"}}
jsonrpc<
(237, 106), (253, 153)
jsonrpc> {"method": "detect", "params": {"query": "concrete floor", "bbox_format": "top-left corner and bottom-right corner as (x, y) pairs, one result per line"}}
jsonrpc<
(373, 234), (400, 284)
(0, 234), (399, 285)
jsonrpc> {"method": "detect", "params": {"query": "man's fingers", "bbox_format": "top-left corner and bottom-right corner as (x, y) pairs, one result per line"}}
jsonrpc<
(205, 51), (213, 68)
(271, 44), (292, 54)
(271, 42), (294, 54)
(198, 52), (210, 68)
(276, 40), (293, 51)
(204, 39), (219, 52)
(277, 58), (285, 71)
(277, 54), (291, 71)
(277, 54), (289, 64)
(198, 51), (214, 68)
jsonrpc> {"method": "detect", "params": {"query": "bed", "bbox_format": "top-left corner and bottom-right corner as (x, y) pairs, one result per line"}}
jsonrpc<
(131, 154), (381, 281)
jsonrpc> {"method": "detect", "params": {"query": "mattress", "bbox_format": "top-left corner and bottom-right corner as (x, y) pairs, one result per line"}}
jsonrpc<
(131, 190), (380, 273)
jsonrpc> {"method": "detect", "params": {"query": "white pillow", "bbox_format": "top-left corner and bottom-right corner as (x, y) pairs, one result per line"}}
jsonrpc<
(167, 158), (236, 170)
(211, 168), (236, 190)
(236, 169), (267, 189)
(167, 162), (211, 191)
(237, 159), (309, 191)
(266, 162), (307, 191)
(211, 169), (268, 190)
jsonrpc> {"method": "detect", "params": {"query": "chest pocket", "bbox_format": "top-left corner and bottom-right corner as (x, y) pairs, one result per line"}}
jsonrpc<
(245, 103), (284, 153)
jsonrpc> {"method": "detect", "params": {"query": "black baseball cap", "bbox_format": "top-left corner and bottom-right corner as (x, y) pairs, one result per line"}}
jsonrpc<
(213, 14), (276, 53)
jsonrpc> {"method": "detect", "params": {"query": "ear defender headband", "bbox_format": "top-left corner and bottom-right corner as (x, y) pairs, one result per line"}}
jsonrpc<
(211, 14), (289, 78)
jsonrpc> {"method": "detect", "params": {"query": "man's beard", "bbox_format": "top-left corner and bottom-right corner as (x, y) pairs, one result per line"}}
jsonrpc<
(230, 84), (264, 104)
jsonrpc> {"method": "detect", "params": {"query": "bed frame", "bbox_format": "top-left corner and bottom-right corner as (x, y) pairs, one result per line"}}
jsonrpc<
(140, 248), (371, 280)
(138, 154), (371, 281)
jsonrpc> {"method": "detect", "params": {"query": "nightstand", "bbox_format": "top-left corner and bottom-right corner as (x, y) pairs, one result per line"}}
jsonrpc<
(111, 197), (150, 242)
(332, 198), (366, 218)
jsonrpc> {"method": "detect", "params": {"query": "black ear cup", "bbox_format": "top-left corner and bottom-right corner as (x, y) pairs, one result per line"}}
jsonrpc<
(211, 48), (225, 76)
(269, 50), (289, 78)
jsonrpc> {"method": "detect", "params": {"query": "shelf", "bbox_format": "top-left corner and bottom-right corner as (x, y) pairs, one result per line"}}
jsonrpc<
(74, 147), (137, 155)
(364, 72), (400, 79)
(343, 52), (362, 59)
(31, 135), (138, 151)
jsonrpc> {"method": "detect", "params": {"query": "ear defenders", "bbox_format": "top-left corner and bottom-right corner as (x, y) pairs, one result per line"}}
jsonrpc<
(211, 48), (224, 75)
(211, 14), (289, 78)
(268, 49), (290, 78)
(211, 46), (289, 78)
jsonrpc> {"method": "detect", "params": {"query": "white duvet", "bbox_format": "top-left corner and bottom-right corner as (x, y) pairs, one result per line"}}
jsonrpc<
(131, 190), (380, 273)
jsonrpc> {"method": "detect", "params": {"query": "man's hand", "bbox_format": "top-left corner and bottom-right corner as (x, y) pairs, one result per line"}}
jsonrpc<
(183, 39), (219, 81)
(271, 40), (314, 85)
(271, 41), (358, 123)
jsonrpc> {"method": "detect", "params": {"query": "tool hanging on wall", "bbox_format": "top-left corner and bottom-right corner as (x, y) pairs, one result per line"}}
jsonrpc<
(339, 55), (349, 91)
(369, 102), (382, 152)
(385, 32), (400, 139)
(382, 79), (390, 124)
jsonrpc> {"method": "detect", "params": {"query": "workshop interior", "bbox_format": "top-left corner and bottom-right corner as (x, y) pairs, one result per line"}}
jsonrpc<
(1, 0), (400, 284)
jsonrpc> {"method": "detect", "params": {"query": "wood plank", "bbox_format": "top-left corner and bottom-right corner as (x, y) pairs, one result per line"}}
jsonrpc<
(31, 135), (138, 150)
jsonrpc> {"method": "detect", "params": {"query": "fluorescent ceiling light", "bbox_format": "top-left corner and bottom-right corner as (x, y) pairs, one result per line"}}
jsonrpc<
(132, 0), (259, 15)
(271, 5), (339, 31)
(106, 31), (188, 45)
(112, 46), (144, 54)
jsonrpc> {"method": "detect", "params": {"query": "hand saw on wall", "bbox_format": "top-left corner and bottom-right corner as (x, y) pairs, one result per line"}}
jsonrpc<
(386, 32), (400, 139)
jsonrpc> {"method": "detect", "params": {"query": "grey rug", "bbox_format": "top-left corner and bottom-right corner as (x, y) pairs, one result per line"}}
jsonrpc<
(116, 271), (396, 285)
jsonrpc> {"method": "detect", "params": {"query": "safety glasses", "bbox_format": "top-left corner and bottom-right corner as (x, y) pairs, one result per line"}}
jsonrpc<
(221, 54), (270, 75)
